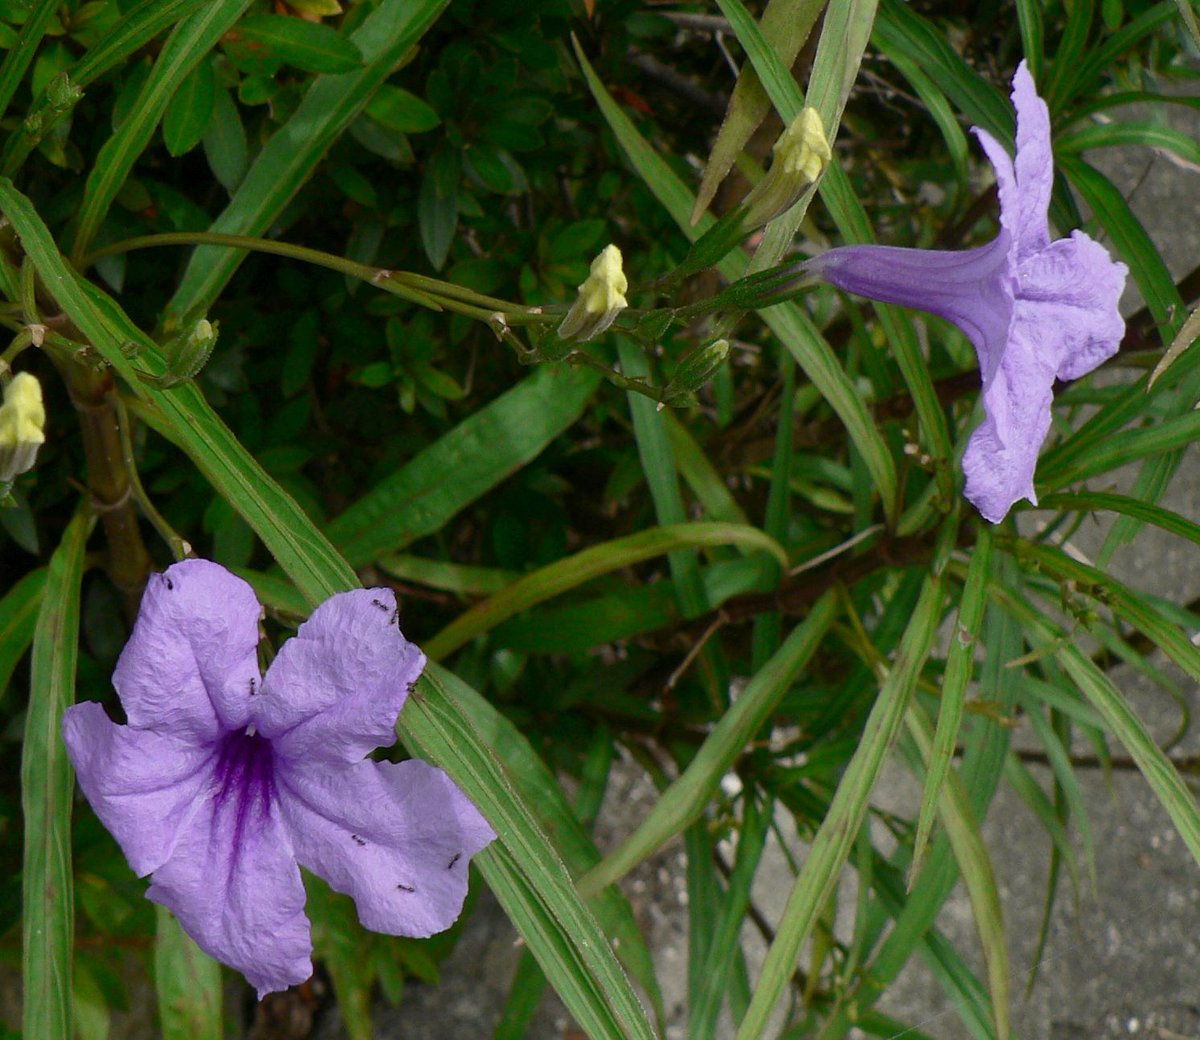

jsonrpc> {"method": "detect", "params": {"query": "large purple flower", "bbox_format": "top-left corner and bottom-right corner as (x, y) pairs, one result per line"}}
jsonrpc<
(809, 61), (1127, 522)
(63, 559), (495, 997)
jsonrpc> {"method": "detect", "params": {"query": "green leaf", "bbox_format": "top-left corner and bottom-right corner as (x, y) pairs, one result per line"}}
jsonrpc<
(162, 57), (215, 156)
(228, 15), (363, 74)
(418, 145), (460, 269)
(873, 0), (1011, 139)
(327, 364), (599, 568)
(902, 701), (1009, 1040)
(1038, 407), (1200, 491)
(155, 907), (221, 1040)
(617, 339), (709, 620)
(1036, 491), (1200, 547)
(68, 0), (205, 90)
(909, 523), (992, 883)
(404, 665), (660, 1040)
(1059, 156), (1182, 337)
(425, 522), (788, 660)
(201, 85), (248, 192)
(0, 567), (45, 701)
(734, 578), (943, 1040)
(0, 0), (62, 121)
(1016, 540), (1200, 683)
(994, 586), (1200, 867)
(23, 507), (94, 1040)
(580, 592), (838, 895)
(687, 795), (770, 1040)
(692, 0), (826, 222)
(167, 0), (449, 318)
(69, 0), (254, 262)
(1056, 120), (1200, 169)
(365, 83), (440, 133)
(430, 670), (666, 1031)
(0, 179), (356, 606)
(573, 38), (899, 521)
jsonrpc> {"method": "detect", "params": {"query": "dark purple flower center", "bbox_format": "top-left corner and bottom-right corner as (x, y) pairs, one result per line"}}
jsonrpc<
(213, 728), (277, 833)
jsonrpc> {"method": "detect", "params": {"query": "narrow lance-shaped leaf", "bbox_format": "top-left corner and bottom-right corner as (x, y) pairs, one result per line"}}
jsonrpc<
(226, 15), (364, 74)
(573, 40), (899, 520)
(734, 577), (943, 1040)
(155, 907), (221, 1040)
(69, 0), (255, 262)
(328, 364), (599, 568)
(23, 507), (94, 1040)
(167, 0), (449, 318)
(909, 523), (992, 883)
(0, 178), (358, 606)
(580, 592), (837, 895)
(426, 522), (786, 660)
(993, 585), (1200, 866)
(0, 567), (46, 699)
(902, 701), (1009, 1040)
(405, 664), (661, 1040)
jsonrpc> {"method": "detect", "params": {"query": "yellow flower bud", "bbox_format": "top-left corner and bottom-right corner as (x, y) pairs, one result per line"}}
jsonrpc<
(776, 107), (831, 185)
(742, 107), (832, 230)
(557, 244), (629, 342)
(0, 372), (46, 482)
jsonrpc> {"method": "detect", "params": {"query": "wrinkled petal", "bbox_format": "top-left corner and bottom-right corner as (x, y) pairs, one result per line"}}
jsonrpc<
(63, 702), (214, 876)
(1010, 60), (1053, 256)
(257, 588), (425, 764)
(972, 126), (1020, 239)
(277, 758), (495, 937)
(1017, 231), (1127, 381)
(145, 775), (311, 998)
(113, 559), (262, 742)
(962, 314), (1058, 522)
(971, 62), (1052, 258)
(811, 237), (1014, 362)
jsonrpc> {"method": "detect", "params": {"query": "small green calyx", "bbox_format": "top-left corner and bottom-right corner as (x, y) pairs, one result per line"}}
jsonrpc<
(143, 318), (219, 389)
(663, 339), (730, 403)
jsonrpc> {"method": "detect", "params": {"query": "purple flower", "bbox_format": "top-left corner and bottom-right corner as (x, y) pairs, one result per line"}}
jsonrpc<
(809, 61), (1127, 522)
(63, 559), (495, 998)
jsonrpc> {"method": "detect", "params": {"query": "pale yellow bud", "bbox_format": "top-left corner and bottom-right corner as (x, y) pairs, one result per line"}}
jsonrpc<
(557, 245), (629, 341)
(776, 107), (831, 185)
(742, 107), (832, 230)
(0, 372), (46, 481)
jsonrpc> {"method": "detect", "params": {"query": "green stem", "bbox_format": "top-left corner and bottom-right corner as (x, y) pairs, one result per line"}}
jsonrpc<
(115, 394), (192, 563)
(81, 232), (549, 325)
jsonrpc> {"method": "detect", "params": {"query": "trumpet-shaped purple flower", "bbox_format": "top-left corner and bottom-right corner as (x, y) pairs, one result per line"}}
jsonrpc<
(810, 61), (1127, 522)
(63, 559), (495, 997)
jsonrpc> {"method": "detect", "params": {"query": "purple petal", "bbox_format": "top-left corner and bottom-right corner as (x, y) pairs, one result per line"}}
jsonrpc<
(62, 702), (214, 876)
(1010, 61), (1053, 256)
(972, 127), (1020, 240)
(277, 758), (495, 937)
(145, 770), (311, 998)
(971, 63), (1052, 259)
(811, 237), (1014, 362)
(113, 560), (262, 742)
(1017, 230), (1127, 381)
(961, 313), (1058, 522)
(256, 588), (425, 764)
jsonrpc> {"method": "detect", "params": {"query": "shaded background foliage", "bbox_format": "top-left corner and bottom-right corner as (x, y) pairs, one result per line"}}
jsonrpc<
(2, 0), (1200, 1038)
